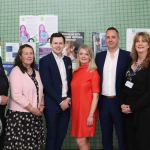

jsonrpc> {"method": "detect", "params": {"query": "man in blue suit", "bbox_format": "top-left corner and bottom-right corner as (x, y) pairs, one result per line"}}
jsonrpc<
(39, 33), (72, 150)
(95, 27), (131, 150)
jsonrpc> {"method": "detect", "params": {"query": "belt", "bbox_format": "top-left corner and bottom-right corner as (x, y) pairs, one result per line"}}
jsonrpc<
(102, 95), (116, 99)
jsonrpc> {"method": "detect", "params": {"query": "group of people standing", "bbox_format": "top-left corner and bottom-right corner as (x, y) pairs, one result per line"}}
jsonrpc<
(0, 27), (150, 150)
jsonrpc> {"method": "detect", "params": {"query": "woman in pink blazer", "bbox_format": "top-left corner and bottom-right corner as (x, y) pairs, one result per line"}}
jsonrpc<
(4, 44), (45, 150)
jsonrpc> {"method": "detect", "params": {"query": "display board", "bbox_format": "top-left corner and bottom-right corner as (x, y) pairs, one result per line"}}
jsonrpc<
(0, 0), (150, 149)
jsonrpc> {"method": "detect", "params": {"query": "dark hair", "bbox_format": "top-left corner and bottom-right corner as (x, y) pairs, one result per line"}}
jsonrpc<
(106, 27), (119, 37)
(50, 33), (65, 44)
(14, 44), (35, 73)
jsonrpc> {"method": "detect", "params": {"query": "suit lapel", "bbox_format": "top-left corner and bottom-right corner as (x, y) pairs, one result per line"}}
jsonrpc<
(100, 52), (107, 81)
(116, 49), (122, 80)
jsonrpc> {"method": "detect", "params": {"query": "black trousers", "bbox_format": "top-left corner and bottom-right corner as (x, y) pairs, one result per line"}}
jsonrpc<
(123, 114), (137, 150)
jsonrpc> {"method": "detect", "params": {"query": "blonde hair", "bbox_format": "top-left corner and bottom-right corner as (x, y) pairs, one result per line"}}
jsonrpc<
(131, 32), (150, 69)
(66, 41), (75, 48)
(75, 44), (97, 71)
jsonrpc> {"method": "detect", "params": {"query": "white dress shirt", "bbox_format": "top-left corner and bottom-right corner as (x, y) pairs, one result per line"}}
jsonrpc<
(102, 48), (119, 96)
(52, 51), (68, 98)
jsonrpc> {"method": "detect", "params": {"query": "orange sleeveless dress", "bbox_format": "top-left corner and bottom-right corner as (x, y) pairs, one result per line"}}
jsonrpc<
(71, 65), (100, 137)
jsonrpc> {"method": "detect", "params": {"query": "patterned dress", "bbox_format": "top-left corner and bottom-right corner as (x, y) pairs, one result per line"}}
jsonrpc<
(4, 70), (45, 150)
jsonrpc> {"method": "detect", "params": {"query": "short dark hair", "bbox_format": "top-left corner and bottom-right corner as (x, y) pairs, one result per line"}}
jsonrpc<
(50, 33), (65, 44)
(14, 44), (36, 73)
(106, 27), (119, 37)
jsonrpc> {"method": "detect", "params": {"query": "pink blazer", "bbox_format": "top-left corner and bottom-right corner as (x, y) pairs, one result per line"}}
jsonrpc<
(9, 66), (44, 112)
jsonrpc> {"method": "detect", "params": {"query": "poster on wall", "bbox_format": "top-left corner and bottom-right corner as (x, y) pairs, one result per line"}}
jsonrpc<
(19, 15), (58, 43)
(59, 32), (84, 61)
(3, 64), (13, 76)
(59, 32), (84, 70)
(20, 16), (39, 43)
(38, 43), (52, 59)
(38, 15), (58, 43)
(126, 28), (150, 52)
(0, 46), (1, 57)
(5, 43), (19, 63)
(92, 32), (107, 56)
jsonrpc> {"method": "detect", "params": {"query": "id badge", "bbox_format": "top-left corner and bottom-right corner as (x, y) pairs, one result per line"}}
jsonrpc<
(125, 81), (134, 88)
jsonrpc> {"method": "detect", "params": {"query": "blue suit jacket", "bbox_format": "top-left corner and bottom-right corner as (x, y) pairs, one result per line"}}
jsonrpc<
(95, 49), (131, 97)
(39, 52), (72, 112)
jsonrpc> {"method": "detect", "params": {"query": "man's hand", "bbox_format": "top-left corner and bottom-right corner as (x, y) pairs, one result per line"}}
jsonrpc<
(60, 98), (71, 111)
(1, 96), (8, 105)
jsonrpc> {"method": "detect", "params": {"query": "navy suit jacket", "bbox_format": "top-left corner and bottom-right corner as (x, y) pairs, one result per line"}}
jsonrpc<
(95, 49), (131, 97)
(39, 52), (72, 112)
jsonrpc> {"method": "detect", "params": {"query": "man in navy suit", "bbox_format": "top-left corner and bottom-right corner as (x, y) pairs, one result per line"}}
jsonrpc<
(39, 33), (72, 150)
(95, 27), (131, 150)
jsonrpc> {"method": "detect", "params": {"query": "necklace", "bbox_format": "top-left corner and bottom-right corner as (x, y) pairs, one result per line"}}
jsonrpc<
(27, 68), (33, 76)
(134, 62), (142, 72)
(136, 58), (144, 65)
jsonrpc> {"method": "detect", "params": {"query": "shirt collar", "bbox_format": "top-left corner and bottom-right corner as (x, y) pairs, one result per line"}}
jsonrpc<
(52, 51), (64, 60)
(107, 48), (119, 58)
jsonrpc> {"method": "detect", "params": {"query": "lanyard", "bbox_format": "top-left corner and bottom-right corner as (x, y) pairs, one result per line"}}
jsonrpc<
(126, 64), (141, 81)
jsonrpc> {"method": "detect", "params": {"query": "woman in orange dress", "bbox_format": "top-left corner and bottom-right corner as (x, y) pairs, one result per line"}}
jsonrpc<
(71, 45), (100, 150)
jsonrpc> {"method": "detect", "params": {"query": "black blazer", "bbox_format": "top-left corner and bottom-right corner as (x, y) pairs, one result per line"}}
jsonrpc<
(0, 57), (9, 120)
(121, 65), (150, 113)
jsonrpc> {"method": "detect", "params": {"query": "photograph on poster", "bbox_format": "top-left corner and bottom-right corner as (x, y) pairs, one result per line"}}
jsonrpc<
(20, 24), (30, 43)
(38, 43), (52, 59)
(20, 15), (58, 43)
(92, 32), (107, 56)
(60, 32), (84, 60)
(5, 43), (19, 63)
(3, 64), (13, 76)
(38, 15), (58, 43)
(39, 24), (49, 43)
(60, 32), (84, 70)
(19, 16), (39, 43)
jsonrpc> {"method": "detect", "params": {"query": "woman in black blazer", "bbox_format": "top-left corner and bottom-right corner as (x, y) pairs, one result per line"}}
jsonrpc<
(0, 57), (9, 149)
(121, 32), (150, 150)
